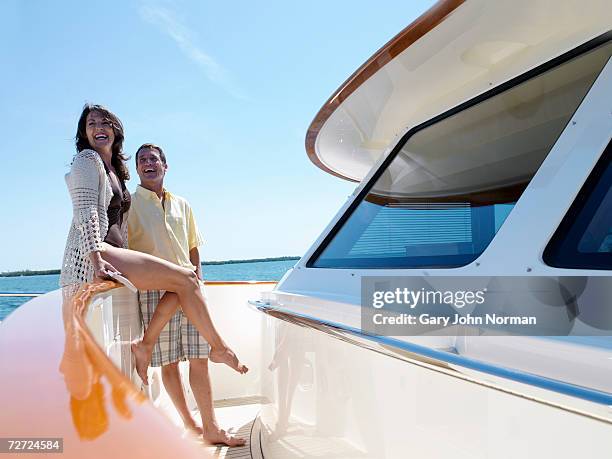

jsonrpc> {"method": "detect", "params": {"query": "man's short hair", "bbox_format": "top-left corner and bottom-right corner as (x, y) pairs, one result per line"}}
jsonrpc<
(135, 143), (167, 166)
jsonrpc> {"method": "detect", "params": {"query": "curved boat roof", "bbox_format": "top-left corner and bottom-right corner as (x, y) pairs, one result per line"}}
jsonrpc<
(306, 0), (612, 181)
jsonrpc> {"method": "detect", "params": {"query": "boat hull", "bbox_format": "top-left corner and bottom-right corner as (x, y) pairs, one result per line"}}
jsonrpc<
(256, 305), (612, 458)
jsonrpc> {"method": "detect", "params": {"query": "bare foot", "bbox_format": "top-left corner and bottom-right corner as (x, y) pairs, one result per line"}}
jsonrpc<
(209, 347), (248, 374)
(202, 428), (246, 447)
(131, 340), (153, 385)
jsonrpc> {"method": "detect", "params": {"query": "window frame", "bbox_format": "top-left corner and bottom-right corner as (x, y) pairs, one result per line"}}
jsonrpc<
(307, 31), (612, 269)
(543, 140), (612, 269)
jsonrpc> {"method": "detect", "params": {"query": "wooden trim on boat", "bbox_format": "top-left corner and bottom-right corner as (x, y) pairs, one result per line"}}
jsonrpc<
(305, 0), (465, 181)
(363, 182), (528, 207)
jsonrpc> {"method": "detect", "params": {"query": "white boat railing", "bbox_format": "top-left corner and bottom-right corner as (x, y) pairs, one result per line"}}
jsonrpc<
(0, 292), (43, 297)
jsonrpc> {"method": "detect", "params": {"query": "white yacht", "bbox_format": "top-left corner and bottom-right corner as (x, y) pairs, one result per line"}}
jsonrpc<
(1, 1), (611, 458)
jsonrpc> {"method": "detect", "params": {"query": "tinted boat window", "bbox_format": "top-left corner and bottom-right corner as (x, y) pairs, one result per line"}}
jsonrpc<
(544, 141), (612, 269)
(311, 41), (612, 269)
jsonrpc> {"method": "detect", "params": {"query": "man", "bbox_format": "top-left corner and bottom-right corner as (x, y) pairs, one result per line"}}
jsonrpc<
(128, 143), (245, 447)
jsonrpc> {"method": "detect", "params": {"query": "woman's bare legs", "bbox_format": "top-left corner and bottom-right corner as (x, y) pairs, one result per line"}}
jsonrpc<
(99, 243), (247, 382)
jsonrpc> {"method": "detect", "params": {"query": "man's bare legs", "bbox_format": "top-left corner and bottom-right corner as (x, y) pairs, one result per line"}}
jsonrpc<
(161, 362), (201, 435)
(132, 292), (181, 384)
(159, 360), (245, 446)
(189, 359), (246, 447)
(99, 243), (247, 382)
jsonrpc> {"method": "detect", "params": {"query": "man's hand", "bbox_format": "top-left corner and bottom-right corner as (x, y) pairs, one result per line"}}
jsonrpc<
(189, 247), (202, 280)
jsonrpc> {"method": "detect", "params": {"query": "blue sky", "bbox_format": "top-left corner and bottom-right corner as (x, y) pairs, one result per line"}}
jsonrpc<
(0, 0), (435, 271)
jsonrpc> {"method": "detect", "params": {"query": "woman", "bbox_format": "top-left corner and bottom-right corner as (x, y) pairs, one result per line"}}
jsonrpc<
(60, 104), (247, 382)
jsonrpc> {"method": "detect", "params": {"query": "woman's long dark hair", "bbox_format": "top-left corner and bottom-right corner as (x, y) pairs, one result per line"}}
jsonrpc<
(75, 104), (130, 181)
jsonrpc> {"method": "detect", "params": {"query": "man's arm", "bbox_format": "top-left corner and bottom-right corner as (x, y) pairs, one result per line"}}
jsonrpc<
(189, 247), (203, 280)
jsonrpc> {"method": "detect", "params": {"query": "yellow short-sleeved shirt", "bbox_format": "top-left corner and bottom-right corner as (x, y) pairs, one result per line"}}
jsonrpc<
(127, 185), (204, 270)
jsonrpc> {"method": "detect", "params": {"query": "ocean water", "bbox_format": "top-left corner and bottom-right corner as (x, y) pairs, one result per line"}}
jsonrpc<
(0, 259), (297, 321)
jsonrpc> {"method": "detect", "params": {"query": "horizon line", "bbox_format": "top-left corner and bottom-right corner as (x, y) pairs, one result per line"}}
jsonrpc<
(0, 256), (301, 277)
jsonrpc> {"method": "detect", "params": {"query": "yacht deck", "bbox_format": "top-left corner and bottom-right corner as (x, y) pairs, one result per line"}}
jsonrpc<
(155, 395), (263, 459)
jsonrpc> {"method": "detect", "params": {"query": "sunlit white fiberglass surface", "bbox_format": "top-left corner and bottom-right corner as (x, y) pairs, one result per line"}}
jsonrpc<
(255, 4), (612, 457)
(275, 34), (612, 393)
(2, 2), (611, 458)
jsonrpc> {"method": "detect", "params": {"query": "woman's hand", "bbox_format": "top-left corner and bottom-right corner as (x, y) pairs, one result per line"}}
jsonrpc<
(89, 251), (121, 282)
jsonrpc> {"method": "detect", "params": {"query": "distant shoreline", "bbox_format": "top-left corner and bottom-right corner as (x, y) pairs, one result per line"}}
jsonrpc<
(201, 256), (299, 265)
(0, 256), (300, 277)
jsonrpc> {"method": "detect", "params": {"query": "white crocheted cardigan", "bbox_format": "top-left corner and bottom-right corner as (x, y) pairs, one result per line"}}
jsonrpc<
(60, 149), (128, 286)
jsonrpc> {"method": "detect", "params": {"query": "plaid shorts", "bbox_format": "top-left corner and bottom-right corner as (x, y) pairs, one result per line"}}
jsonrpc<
(138, 290), (210, 367)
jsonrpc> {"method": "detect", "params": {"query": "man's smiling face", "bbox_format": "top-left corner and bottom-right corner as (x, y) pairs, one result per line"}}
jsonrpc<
(136, 148), (167, 189)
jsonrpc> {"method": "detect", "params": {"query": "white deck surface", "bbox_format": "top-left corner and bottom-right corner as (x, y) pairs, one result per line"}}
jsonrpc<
(155, 394), (262, 458)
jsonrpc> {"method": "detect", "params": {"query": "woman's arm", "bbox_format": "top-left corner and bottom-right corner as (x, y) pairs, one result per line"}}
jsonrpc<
(69, 151), (103, 251)
(88, 250), (119, 280)
(68, 151), (116, 279)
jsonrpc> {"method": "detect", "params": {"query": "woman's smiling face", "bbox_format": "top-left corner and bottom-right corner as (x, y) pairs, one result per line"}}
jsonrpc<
(85, 110), (115, 153)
